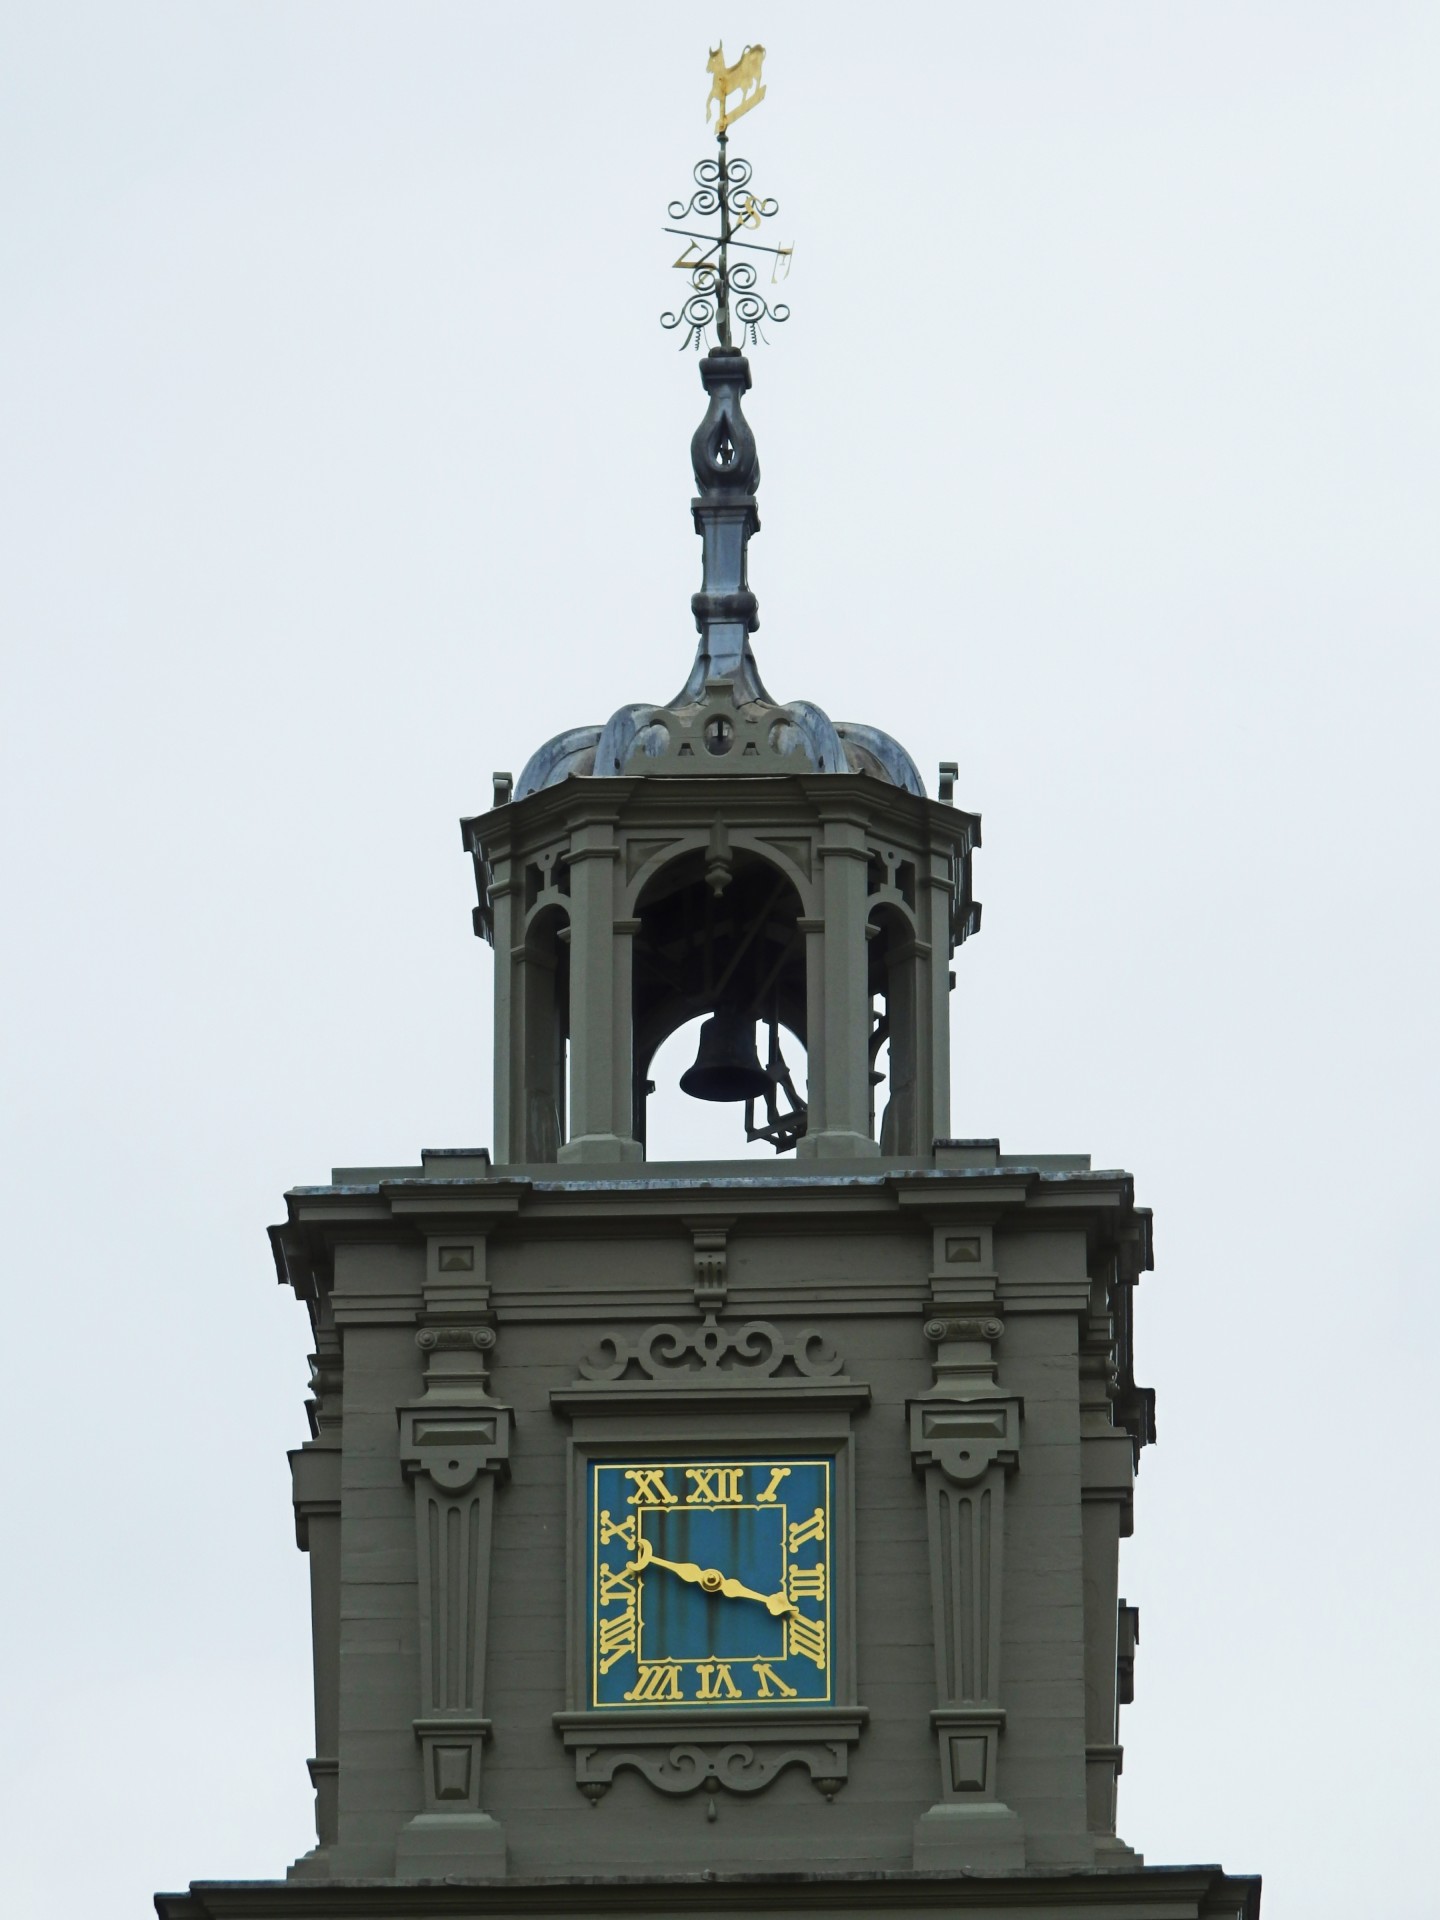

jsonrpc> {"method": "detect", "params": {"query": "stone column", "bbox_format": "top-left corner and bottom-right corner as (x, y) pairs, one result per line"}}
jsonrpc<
(487, 855), (521, 1167)
(878, 932), (925, 1156)
(796, 914), (828, 1138)
(517, 934), (564, 1162)
(559, 822), (641, 1164)
(909, 1313), (1025, 1870)
(800, 815), (879, 1158)
(610, 917), (642, 1144)
(923, 846), (955, 1142)
(395, 1323), (511, 1876)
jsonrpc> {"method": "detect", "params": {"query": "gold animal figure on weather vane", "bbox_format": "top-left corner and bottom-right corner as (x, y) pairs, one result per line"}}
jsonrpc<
(706, 43), (767, 131)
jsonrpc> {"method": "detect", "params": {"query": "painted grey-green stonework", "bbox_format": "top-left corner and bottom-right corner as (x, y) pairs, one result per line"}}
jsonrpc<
(157, 346), (1257, 1919)
(154, 1144), (1255, 1918)
(264, 1152), (1159, 1881)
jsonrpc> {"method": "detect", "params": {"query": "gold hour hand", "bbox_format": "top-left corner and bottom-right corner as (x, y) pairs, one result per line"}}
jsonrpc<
(629, 1536), (796, 1617)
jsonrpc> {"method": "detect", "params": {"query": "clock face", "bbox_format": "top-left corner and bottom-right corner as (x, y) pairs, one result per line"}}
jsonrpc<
(587, 1456), (832, 1709)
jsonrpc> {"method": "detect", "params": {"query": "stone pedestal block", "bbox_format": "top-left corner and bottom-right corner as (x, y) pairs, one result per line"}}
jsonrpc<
(393, 1810), (507, 1877)
(912, 1802), (1027, 1872)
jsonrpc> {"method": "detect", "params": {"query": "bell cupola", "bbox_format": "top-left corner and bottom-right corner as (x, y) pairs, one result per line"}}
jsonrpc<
(462, 347), (980, 1167)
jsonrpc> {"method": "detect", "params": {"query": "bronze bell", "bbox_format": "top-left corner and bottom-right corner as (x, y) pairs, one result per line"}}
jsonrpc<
(679, 1007), (770, 1103)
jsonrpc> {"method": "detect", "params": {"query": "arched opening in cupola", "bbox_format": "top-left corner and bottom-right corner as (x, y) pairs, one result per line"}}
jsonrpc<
(632, 848), (807, 1159)
(518, 901), (570, 1162)
(868, 901), (921, 1156)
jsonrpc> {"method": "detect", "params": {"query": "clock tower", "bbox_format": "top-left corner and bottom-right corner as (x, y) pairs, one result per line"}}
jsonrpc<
(156, 58), (1259, 1920)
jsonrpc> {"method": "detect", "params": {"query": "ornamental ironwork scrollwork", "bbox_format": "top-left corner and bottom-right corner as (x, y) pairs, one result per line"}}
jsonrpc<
(662, 152), (793, 351)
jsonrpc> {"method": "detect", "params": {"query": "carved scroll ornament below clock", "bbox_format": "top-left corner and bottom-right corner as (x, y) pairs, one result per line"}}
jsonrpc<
(564, 1729), (855, 1801)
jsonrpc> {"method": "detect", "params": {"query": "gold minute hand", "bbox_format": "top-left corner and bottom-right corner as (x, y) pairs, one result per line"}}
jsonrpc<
(629, 1536), (797, 1618)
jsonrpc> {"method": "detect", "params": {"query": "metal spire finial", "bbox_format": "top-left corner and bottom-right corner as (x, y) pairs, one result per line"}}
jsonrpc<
(508, 48), (924, 803)
(661, 45), (793, 351)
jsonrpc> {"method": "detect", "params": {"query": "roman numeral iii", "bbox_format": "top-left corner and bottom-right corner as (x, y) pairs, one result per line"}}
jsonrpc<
(786, 1562), (826, 1602)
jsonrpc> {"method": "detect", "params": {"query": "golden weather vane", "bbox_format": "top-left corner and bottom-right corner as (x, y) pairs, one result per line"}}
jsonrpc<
(705, 42), (767, 131)
(661, 44), (794, 351)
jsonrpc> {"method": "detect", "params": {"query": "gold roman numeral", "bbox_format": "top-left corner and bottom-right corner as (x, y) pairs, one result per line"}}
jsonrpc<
(625, 1468), (678, 1506)
(788, 1612), (827, 1668)
(598, 1563), (637, 1606)
(751, 1660), (798, 1699)
(684, 1465), (743, 1504)
(786, 1562), (826, 1603)
(695, 1662), (742, 1701)
(597, 1604), (637, 1674)
(623, 1662), (684, 1702)
(599, 1509), (636, 1549)
(756, 1466), (791, 1503)
(788, 1507), (826, 1552)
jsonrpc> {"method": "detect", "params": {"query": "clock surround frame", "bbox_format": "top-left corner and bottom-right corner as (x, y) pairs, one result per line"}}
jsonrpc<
(551, 1398), (869, 1802)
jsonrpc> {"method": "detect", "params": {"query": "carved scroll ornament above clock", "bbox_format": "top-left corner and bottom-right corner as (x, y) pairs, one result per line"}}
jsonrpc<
(582, 1317), (842, 1382)
(552, 1315), (870, 1414)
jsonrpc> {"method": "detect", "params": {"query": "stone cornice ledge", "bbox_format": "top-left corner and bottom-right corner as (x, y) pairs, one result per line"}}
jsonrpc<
(156, 1865), (1261, 1918)
(276, 1167), (1141, 1224)
(550, 1381), (872, 1416)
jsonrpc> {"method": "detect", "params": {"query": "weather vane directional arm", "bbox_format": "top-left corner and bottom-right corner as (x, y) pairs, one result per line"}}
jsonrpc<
(661, 44), (793, 352)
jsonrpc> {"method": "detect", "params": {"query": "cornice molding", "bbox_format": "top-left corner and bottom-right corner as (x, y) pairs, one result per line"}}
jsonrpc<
(155, 1865), (1262, 1919)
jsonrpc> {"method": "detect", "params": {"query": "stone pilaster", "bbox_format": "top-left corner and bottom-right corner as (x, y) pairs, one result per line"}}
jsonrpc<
(394, 1314), (510, 1877)
(909, 1312), (1025, 1870)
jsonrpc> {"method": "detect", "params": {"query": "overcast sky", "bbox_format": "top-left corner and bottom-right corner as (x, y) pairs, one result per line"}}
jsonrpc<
(2, 5), (1437, 1915)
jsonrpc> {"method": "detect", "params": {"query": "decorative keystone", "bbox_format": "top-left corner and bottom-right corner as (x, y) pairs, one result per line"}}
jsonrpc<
(689, 1219), (733, 1317)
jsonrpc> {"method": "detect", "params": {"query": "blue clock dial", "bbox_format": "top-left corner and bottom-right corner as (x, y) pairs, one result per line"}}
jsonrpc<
(588, 1457), (832, 1709)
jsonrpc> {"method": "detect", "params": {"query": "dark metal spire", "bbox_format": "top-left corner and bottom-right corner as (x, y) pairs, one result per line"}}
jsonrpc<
(661, 46), (791, 703)
(509, 47), (925, 804)
(678, 345), (766, 703)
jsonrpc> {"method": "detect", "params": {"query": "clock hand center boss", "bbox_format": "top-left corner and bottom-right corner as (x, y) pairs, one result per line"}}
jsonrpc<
(629, 1535), (797, 1617)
